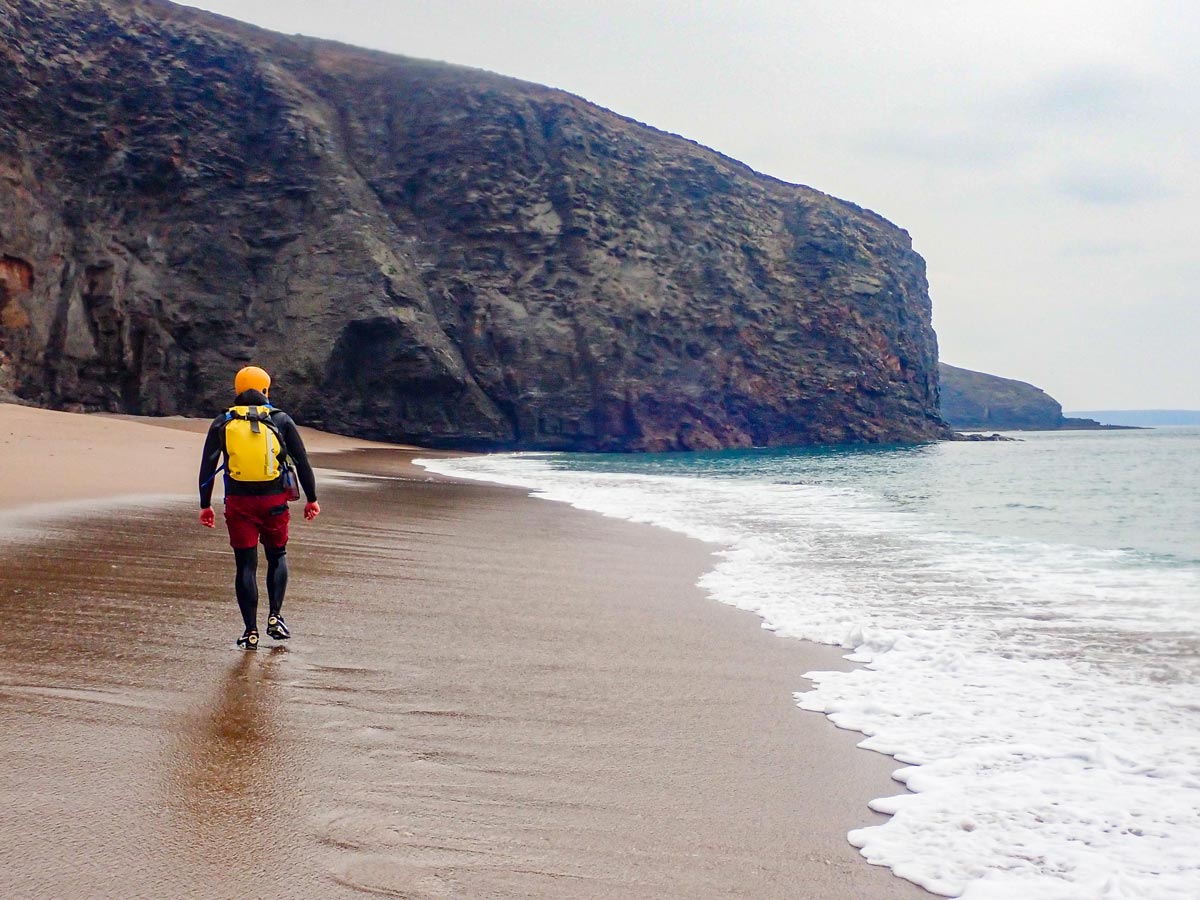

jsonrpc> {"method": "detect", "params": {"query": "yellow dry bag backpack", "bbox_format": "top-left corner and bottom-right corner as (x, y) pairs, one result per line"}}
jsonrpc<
(223, 404), (285, 482)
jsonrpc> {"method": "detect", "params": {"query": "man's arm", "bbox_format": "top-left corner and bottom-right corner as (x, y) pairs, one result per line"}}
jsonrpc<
(278, 415), (318, 503)
(198, 417), (225, 509)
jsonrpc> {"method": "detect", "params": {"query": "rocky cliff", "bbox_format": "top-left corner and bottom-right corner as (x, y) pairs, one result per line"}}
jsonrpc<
(0, 0), (949, 450)
(939, 363), (1108, 430)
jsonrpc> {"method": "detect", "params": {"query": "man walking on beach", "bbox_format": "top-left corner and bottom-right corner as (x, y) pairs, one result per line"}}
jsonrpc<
(197, 365), (320, 650)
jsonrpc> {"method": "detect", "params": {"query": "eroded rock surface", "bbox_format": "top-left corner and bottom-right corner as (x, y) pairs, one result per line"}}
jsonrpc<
(0, 0), (949, 449)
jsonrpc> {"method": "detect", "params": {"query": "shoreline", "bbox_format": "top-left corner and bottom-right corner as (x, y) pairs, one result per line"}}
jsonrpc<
(0, 404), (928, 898)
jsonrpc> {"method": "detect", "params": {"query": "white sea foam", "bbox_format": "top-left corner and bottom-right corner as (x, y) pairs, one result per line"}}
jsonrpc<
(416, 452), (1200, 899)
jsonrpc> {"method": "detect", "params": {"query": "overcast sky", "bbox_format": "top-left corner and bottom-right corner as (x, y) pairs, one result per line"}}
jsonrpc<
(182, 0), (1199, 409)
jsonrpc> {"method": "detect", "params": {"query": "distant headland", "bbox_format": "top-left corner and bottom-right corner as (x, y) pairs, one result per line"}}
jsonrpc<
(939, 363), (1137, 431)
(1064, 410), (1200, 427)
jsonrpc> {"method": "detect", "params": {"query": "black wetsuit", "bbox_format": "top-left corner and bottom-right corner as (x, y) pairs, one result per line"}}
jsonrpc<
(197, 389), (319, 633)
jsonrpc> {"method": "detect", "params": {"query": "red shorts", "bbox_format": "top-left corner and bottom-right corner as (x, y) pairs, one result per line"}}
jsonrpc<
(224, 492), (290, 550)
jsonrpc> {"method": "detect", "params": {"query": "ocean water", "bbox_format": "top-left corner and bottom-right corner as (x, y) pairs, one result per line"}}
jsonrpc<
(417, 428), (1200, 900)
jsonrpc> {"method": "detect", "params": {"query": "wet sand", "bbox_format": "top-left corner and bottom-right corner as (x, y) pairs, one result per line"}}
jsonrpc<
(0, 406), (928, 898)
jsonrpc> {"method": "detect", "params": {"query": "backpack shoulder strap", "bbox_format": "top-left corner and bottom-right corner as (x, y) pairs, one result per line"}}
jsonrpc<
(268, 412), (289, 464)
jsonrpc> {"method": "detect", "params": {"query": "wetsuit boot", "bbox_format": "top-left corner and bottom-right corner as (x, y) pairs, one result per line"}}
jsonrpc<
(233, 546), (259, 648)
(236, 629), (259, 650)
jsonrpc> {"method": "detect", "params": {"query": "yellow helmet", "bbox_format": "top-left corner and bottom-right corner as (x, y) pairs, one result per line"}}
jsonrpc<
(234, 365), (271, 396)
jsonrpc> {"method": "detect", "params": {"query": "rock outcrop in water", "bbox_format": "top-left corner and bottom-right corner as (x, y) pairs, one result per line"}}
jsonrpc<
(0, 0), (950, 450)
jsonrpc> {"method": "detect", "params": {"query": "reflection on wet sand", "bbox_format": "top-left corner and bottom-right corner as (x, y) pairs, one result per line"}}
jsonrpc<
(170, 650), (291, 844)
(0, 502), (258, 898)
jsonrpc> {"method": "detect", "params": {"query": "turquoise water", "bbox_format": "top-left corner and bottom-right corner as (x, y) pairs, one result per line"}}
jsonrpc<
(420, 428), (1200, 898)
(545, 427), (1200, 564)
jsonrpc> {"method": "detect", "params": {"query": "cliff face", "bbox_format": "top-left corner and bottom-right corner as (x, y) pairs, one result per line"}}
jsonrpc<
(0, 0), (949, 450)
(939, 363), (1066, 430)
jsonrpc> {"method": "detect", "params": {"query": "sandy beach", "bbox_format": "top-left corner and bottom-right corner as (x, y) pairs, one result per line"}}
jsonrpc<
(0, 404), (927, 899)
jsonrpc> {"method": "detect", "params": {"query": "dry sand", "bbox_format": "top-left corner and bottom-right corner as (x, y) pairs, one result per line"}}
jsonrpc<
(0, 404), (438, 509)
(0, 403), (928, 899)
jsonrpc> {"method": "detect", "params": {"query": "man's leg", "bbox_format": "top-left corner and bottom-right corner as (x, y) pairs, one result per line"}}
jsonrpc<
(260, 498), (292, 639)
(225, 496), (263, 638)
(233, 546), (259, 631)
(265, 544), (288, 618)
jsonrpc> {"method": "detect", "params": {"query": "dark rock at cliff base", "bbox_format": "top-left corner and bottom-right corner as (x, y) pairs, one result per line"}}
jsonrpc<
(939, 363), (1117, 431)
(0, 0), (949, 451)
